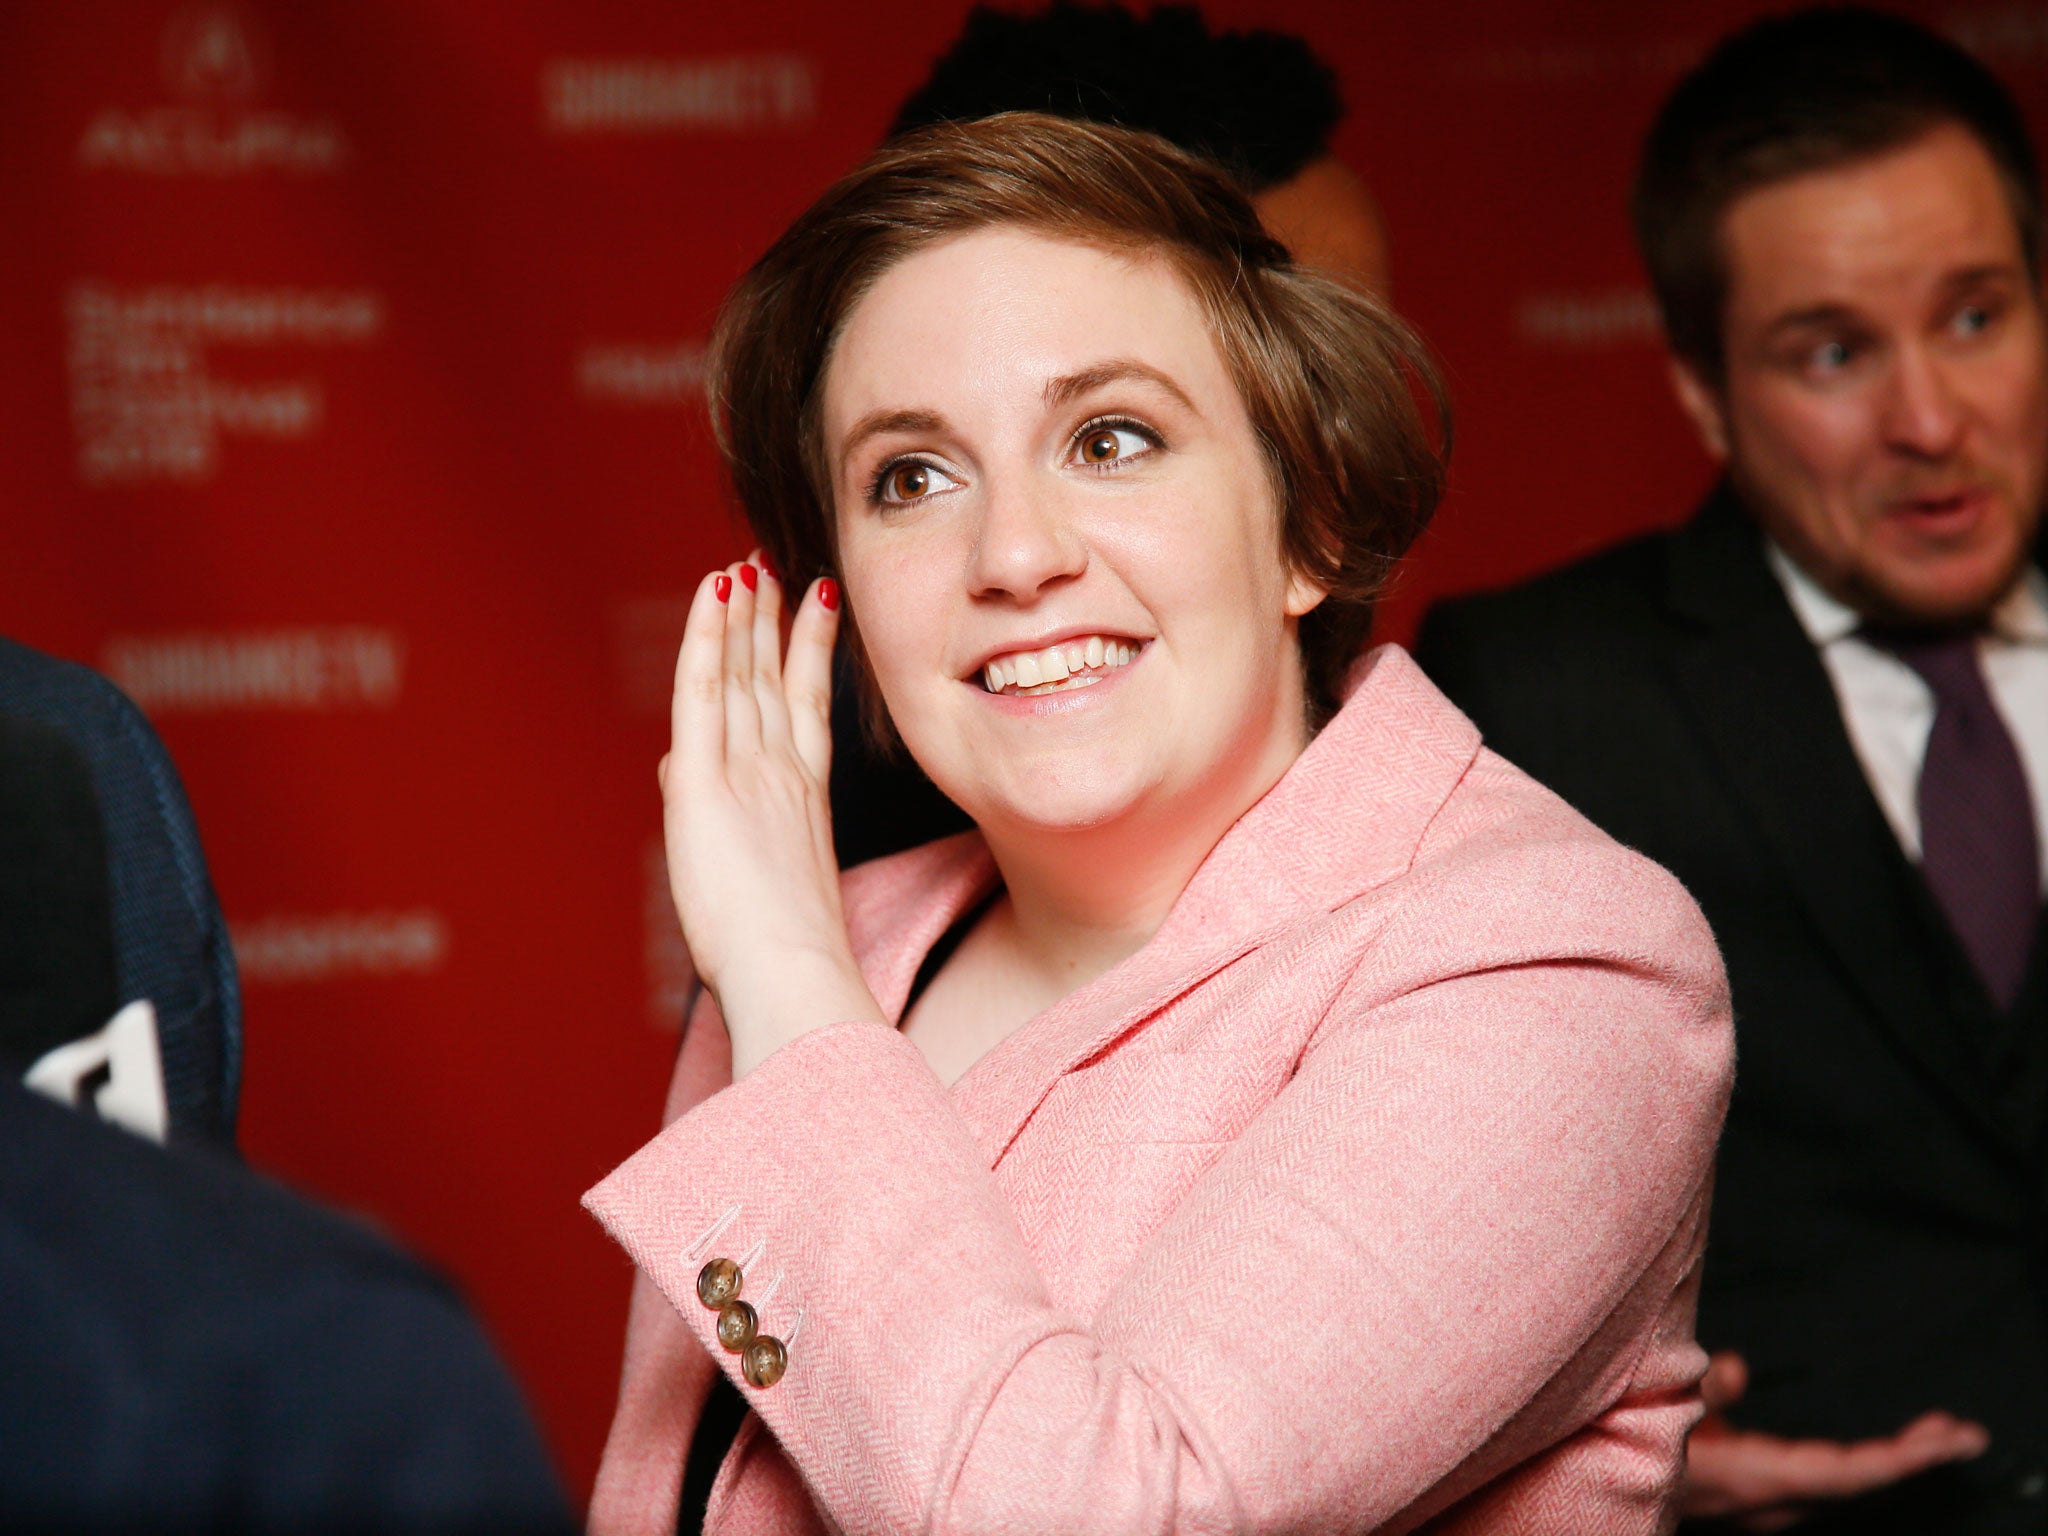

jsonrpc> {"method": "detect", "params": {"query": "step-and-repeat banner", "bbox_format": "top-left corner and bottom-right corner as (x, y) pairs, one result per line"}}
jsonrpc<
(2, 0), (2039, 1502)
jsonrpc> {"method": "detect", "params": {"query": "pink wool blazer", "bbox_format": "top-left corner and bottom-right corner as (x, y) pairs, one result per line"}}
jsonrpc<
(585, 647), (1733, 1535)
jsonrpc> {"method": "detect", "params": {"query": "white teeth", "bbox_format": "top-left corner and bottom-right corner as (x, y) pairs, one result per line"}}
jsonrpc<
(982, 635), (1142, 695)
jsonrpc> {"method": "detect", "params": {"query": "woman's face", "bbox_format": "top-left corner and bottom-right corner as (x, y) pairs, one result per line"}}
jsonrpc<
(820, 227), (1324, 840)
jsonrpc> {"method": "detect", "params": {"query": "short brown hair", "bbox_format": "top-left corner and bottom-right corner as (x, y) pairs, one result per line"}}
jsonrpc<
(1634, 7), (2044, 380)
(709, 111), (1447, 746)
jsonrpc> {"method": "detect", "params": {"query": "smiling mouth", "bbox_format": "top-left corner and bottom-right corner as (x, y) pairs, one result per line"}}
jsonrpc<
(979, 635), (1143, 696)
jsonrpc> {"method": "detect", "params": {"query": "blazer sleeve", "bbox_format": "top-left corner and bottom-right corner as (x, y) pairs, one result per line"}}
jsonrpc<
(584, 839), (1731, 1536)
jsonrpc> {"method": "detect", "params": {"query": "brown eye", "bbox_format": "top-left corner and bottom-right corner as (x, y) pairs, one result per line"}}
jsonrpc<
(1071, 423), (1153, 469)
(874, 459), (960, 505)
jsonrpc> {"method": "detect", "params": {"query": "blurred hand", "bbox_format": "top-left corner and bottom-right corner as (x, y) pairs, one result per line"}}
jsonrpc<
(660, 557), (882, 1076)
(1682, 1351), (1990, 1531)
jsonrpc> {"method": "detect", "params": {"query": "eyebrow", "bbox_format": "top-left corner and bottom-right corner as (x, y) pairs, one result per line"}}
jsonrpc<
(1761, 304), (1863, 341)
(1935, 261), (2025, 299)
(837, 407), (949, 474)
(1762, 263), (2025, 340)
(1044, 359), (1201, 416)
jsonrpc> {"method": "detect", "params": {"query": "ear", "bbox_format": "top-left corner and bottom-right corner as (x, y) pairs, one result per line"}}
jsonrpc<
(1667, 354), (1731, 462)
(1284, 566), (1329, 618)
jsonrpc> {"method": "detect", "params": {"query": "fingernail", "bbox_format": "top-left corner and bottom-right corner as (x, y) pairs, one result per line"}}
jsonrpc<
(818, 577), (839, 611)
(714, 574), (731, 603)
(758, 551), (778, 580)
(739, 563), (758, 592)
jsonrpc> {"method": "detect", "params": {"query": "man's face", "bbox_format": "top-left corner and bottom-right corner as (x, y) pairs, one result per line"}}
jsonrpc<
(1673, 123), (2048, 624)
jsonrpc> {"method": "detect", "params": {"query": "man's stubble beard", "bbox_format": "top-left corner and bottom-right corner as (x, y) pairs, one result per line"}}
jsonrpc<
(1730, 449), (2044, 630)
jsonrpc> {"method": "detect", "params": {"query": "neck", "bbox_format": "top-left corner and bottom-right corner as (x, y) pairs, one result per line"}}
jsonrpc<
(974, 691), (1310, 999)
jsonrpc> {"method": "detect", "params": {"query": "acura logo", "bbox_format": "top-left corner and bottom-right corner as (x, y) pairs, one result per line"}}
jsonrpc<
(160, 4), (266, 104)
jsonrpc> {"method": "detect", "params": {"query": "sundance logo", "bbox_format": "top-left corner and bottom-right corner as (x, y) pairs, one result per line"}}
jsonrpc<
(104, 627), (404, 713)
(78, 3), (348, 175)
(67, 282), (382, 485)
(544, 54), (816, 133)
(232, 910), (448, 985)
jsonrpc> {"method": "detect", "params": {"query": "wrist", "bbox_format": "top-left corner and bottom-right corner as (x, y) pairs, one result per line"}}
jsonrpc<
(712, 944), (884, 1080)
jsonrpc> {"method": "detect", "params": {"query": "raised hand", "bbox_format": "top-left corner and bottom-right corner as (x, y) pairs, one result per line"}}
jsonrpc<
(660, 557), (885, 1077)
(1681, 1351), (1990, 1530)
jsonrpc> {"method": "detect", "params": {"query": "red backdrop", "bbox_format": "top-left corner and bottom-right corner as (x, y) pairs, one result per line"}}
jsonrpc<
(3, 0), (2040, 1505)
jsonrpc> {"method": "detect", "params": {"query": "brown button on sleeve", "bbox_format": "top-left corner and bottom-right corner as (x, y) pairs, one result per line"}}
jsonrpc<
(741, 1335), (787, 1389)
(697, 1257), (742, 1310)
(716, 1299), (759, 1352)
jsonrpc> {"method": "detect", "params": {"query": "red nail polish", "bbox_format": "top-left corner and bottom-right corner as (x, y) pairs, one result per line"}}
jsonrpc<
(758, 552), (778, 580)
(818, 577), (839, 611)
(739, 563), (758, 592)
(714, 574), (731, 603)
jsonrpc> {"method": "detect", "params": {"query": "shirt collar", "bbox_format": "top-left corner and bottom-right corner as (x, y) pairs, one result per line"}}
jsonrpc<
(1764, 539), (2048, 648)
(2000, 565), (2048, 645)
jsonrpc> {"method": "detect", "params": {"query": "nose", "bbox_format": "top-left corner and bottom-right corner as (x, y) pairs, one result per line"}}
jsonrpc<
(1879, 344), (1967, 461)
(965, 474), (1087, 602)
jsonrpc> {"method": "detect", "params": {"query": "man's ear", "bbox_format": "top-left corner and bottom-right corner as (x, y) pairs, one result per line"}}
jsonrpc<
(1668, 354), (1731, 462)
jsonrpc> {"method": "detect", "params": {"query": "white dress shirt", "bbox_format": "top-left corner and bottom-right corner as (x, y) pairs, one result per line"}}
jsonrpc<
(1767, 543), (2048, 892)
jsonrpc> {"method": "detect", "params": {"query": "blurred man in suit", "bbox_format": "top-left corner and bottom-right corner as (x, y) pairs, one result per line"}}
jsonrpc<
(1415, 11), (2047, 1533)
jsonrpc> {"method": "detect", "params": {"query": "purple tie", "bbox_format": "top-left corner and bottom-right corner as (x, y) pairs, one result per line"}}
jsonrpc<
(1872, 631), (2040, 1010)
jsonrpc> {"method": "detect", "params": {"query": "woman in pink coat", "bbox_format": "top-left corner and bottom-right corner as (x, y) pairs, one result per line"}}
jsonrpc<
(585, 114), (1732, 1535)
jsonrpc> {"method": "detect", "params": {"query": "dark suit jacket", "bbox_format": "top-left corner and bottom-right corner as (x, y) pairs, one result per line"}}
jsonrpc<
(0, 1079), (574, 1536)
(1414, 489), (2048, 1534)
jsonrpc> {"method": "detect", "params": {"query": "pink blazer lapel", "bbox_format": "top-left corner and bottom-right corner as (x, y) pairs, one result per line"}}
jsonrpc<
(947, 647), (1482, 1170)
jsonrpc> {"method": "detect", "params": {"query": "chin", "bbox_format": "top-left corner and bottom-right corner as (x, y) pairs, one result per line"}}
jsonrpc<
(1861, 547), (2030, 626)
(959, 763), (1155, 836)
(990, 789), (1145, 835)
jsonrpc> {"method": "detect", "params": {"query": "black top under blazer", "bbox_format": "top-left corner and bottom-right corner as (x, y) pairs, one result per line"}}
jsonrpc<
(1415, 489), (2048, 1536)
